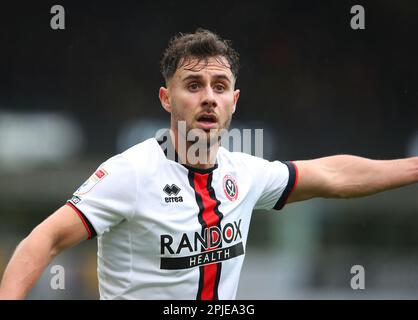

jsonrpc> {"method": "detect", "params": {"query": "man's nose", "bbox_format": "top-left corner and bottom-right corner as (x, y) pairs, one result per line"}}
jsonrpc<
(201, 87), (217, 108)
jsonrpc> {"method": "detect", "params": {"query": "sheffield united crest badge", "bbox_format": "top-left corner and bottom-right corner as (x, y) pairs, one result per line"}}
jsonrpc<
(223, 174), (238, 201)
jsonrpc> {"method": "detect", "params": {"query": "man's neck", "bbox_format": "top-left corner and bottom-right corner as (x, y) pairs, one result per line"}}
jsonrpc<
(170, 129), (219, 170)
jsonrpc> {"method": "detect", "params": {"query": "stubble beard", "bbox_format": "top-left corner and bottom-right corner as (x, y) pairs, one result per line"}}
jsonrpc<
(171, 110), (232, 166)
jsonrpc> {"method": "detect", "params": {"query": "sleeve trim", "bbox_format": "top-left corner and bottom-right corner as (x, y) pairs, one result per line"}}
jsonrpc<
(66, 201), (97, 240)
(273, 161), (299, 210)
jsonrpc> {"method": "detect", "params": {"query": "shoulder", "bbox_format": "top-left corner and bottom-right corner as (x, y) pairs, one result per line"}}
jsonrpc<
(218, 147), (291, 182)
(218, 147), (271, 168)
(114, 137), (163, 169)
(100, 138), (161, 176)
(120, 138), (159, 161)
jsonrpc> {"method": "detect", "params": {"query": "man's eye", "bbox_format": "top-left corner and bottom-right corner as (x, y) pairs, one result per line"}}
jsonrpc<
(188, 83), (200, 90)
(215, 84), (225, 92)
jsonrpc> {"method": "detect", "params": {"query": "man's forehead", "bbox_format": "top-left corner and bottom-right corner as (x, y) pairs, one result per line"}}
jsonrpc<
(175, 56), (233, 79)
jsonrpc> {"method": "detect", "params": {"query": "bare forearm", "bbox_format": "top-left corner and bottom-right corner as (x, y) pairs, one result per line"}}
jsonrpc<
(0, 206), (89, 300)
(326, 155), (418, 198)
(0, 230), (58, 299)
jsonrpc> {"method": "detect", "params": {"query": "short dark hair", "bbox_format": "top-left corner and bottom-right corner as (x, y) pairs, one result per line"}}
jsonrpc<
(160, 28), (240, 82)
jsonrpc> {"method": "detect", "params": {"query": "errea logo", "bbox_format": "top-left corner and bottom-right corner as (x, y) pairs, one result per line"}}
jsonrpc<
(163, 184), (183, 203)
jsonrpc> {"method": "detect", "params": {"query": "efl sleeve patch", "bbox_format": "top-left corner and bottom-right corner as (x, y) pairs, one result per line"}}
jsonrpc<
(66, 155), (137, 237)
(74, 168), (108, 196)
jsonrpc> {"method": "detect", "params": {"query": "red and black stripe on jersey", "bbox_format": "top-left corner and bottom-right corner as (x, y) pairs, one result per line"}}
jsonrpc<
(187, 167), (223, 300)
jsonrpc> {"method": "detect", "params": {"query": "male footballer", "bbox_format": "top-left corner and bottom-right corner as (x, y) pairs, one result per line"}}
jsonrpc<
(0, 29), (417, 300)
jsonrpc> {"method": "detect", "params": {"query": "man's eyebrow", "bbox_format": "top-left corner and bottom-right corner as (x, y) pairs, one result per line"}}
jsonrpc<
(182, 74), (232, 83)
(213, 74), (232, 83)
(182, 74), (202, 82)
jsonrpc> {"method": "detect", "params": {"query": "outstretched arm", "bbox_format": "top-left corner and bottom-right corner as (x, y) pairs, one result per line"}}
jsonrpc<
(287, 155), (418, 203)
(0, 205), (89, 299)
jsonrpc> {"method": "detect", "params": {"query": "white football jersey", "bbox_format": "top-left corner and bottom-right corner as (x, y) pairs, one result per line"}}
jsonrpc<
(67, 134), (298, 300)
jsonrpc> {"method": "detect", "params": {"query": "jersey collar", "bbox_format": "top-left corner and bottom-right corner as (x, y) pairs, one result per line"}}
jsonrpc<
(156, 130), (218, 173)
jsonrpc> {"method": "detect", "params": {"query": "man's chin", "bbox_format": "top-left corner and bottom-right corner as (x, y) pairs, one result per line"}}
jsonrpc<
(187, 127), (222, 146)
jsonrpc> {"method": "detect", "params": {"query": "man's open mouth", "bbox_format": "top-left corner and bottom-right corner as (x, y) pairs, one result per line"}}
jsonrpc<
(195, 114), (218, 131)
(197, 114), (217, 124)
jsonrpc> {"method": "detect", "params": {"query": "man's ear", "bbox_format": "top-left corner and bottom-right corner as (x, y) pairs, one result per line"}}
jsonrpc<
(232, 89), (240, 114)
(159, 87), (171, 113)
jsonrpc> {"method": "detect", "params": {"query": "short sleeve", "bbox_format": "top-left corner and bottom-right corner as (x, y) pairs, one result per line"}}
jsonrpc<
(254, 160), (298, 211)
(66, 155), (137, 238)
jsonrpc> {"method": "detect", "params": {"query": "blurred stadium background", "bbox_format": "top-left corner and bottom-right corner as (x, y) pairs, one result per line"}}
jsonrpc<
(0, 0), (417, 299)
